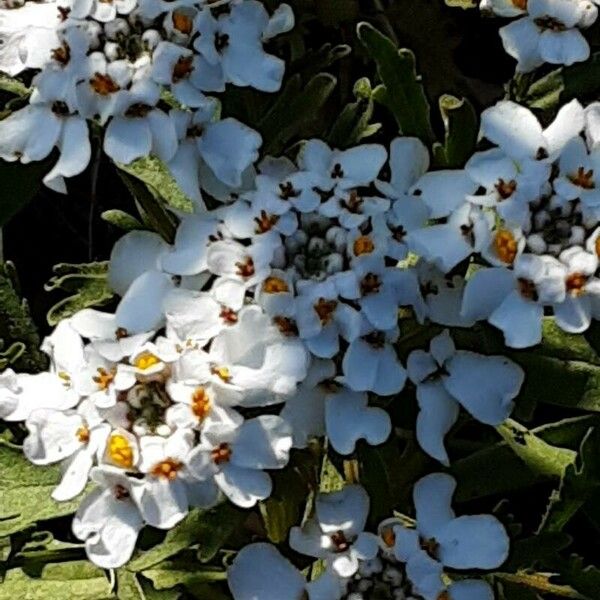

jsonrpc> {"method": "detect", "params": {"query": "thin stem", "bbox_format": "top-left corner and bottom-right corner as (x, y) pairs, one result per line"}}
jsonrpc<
(88, 140), (102, 261)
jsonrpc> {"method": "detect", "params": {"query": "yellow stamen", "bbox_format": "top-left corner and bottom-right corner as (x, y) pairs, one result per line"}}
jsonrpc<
(494, 229), (518, 264)
(151, 458), (182, 481)
(76, 426), (90, 444)
(108, 433), (134, 469)
(263, 276), (289, 294)
(93, 367), (116, 391)
(172, 11), (193, 34)
(353, 235), (375, 257)
(191, 387), (211, 421)
(133, 352), (161, 371)
(212, 366), (231, 383)
(211, 442), (232, 465)
(90, 73), (120, 96)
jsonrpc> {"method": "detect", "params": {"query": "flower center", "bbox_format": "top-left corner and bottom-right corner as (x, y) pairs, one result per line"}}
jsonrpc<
(364, 331), (386, 348)
(314, 298), (338, 324)
(212, 365), (232, 383)
(108, 433), (134, 468)
(392, 225), (407, 242)
(569, 167), (595, 189)
(495, 178), (517, 199)
(58, 371), (71, 387)
(191, 387), (211, 420)
(51, 42), (70, 65)
(236, 257), (255, 278)
(115, 327), (129, 339)
(273, 316), (299, 336)
(263, 276), (289, 294)
(353, 235), (375, 257)
(151, 458), (183, 480)
(134, 352), (161, 371)
(566, 272), (588, 296)
(125, 103), (153, 118)
(342, 190), (363, 213)
(279, 182), (299, 199)
(254, 210), (279, 234)
(90, 73), (120, 96)
(330, 530), (351, 553)
(172, 56), (194, 82)
(331, 163), (344, 179)
(381, 527), (396, 548)
(420, 537), (440, 560)
(113, 484), (130, 500)
(438, 593), (451, 600)
(360, 273), (382, 295)
(534, 16), (567, 31)
(76, 426), (90, 444)
(93, 367), (116, 391)
(215, 32), (229, 52)
(211, 442), (232, 465)
(494, 229), (518, 264)
(512, 0), (527, 8)
(220, 307), (239, 324)
(518, 278), (538, 301)
(172, 10), (193, 34)
(51, 101), (70, 116)
(460, 223), (476, 247)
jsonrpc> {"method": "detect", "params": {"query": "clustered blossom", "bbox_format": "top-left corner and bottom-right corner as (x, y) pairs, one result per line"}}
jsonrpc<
(480, 0), (599, 71)
(228, 475), (509, 600)
(0, 0), (293, 198)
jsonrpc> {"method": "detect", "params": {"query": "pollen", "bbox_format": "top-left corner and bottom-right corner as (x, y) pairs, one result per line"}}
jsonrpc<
(133, 352), (161, 371)
(360, 273), (382, 296)
(76, 426), (90, 444)
(569, 166), (595, 190)
(191, 387), (211, 420)
(314, 298), (338, 325)
(518, 278), (538, 302)
(212, 365), (232, 383)
(494, 229), (518, 264)
(236, 257), (255, 279)
(353, 235), (375, 257)
(566, 272), (588, 296)
(93, 367), (116, 391)
(108, 433), (134, 468)
(495, 178), (517, 199)
(263, 276), (289, 294)
(172, 55), (194, 82)
(151, 458), (183, 481)
(172, 10), (193, 34)
(254, 210), (279, 233)
(211, 442), (232, 465)
(90, 73), (120, 96)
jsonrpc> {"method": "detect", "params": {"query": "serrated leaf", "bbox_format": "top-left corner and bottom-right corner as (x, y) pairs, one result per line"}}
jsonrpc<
(0, 444), (87, 536)
(0, 563), (112, 600)
(44, 262), (114, 326)
(259, 72), (337, 155)
(433, 94), (478, 168)
(357, 22), (434, 144)
(128, 504), (245, 572)
(540, 427), (600, 532)
(101, 210), (145, 232)
(117, 156), (193, 214)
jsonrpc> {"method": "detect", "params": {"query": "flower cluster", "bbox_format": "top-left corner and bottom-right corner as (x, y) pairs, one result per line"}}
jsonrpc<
(228, 475), (509, 600)
(480, 0), (599, 71)
(0, 0), (292, 198)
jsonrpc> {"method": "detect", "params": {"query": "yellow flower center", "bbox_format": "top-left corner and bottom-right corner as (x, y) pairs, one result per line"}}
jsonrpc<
(151, 458), (183, 481)
(191, 387), (211, 420)
(133, 352), (161, 371)
(93, 367), (116, 391)
(108, 433), (134, 468)
(263, 276), (289, 294)
(76, 426), (90, 444)
(211, 443), (232, 465)
(314, 298), (338, 325)
(494, 229), (518, 264)
(172, 10), (193, 34)
(353, 235), (375, 257)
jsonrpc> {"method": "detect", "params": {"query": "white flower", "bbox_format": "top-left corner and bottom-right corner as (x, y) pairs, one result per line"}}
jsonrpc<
(325, 388), (392, 455)
(319, 189), (390, 230)
(135, 429), (195, 529)
(72, 466), (145, 568)
(187, 415), (292, 507)
(391, 473), (509, 600)
(289, 485), (379, 577)
(23, 399), (110, 501)
(407, 330), (524, 464)
(499, 0), (597, 71)
(71, 0), (136, 21)
(461, 254), (567, 347)
(228, 542), (343, 600)
(554, 136), (600, 208)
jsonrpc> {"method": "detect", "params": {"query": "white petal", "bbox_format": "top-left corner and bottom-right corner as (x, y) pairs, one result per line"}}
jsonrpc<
(411, 171), (476, 219)
(414, 473), (456, 539)
(216, 463), (272, 508)
(231, 415), (292, 469)
(135, 477), (188, 529)
(461, 267), (514, 321)
(104, 117), (152, 165)
(316, 484), (370, 537)
(488, 290), (543, 348)
(448, 580), (494, 600)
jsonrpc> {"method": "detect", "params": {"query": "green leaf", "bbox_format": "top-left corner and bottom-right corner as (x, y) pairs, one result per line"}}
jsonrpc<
(552, 555), (600, 600)
(504, 532), (571, 572)
(116, 569), (179, 600)
(141, 561), (226, 593)
(0, 73), (30, 97)
(0, 158), (52, 226)
(44, 262), (114, 326)
(117, 156), (193, 214)
(540, 427), (600, 532)
(128, 504), (245, 572)
(327, 78), (382, 149)
(432, 94), (478, 168)
(259, 73), (337, 155)
(0, 563), (113, 600)
(101, 210), (145, 232)
(0, 444), (87, 536)
(357, 22), (434, 144)
(444, 0), (477, 7)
